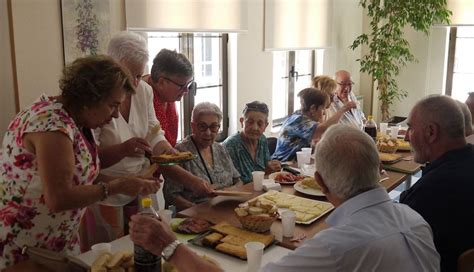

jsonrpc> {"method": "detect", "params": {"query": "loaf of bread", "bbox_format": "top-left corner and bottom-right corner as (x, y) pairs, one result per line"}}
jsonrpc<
(215, 243), (247, 260)
(202, 232), (224, 247)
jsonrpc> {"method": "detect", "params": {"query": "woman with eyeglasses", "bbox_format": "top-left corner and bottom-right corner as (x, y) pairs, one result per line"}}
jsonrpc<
(164, 102), (241, 211)
(223, 101), (281, 183)
(143, 49), (197, 147)
(326, 70), (366, 129)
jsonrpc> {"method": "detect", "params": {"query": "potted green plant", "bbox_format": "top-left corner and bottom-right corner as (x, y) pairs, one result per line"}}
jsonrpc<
(351, 0), (451, 121)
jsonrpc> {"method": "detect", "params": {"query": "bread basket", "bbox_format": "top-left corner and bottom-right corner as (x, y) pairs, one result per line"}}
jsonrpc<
(236, 214), (277, 233)
(376, 136), (399, 153)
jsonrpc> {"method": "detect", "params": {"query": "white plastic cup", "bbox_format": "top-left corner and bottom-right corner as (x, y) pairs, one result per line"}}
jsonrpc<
(301, 147), (312, 154)
(158, 209), (173, 224)
(379, 122), (388, 135)
(245, 241), (265, 272)
(390, 126), (400, 138)
(252, 171), (265, 191)
(91, 243), (111, 257)
(296, 151), (311, 169)
(281, 210), (296, 238)
(270, 222), (283, 242)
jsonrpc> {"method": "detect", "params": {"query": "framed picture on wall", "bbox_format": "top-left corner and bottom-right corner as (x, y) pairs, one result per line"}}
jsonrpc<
(60, 0), (111, 64)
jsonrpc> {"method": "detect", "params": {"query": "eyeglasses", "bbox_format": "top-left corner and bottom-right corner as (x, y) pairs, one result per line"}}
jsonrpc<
(161, 76), (197, 94)
(196, 122), (220, 133)
(337, 81), (355, 87)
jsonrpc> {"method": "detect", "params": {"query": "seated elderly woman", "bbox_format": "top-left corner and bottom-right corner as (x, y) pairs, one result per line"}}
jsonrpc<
(0, 56), (159, 269)
(164, 102), (241, 211)
(272, 88), (330, 162)
(223, 101), (281, 183)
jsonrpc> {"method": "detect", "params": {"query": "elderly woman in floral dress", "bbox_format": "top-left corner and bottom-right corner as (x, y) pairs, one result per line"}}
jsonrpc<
(0, 56), (159, 269)
(164, 102), (241, 211)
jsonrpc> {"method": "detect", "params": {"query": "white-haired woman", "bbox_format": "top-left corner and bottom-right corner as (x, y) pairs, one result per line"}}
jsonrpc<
(164, 102), (241, 211)
(81, 32), (213, 249)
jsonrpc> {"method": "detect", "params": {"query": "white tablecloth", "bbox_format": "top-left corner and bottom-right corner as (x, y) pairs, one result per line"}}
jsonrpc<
(76, 234), (292, 271)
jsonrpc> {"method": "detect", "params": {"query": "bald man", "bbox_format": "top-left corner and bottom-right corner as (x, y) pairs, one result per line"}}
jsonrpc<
(326, 70), (366, 129)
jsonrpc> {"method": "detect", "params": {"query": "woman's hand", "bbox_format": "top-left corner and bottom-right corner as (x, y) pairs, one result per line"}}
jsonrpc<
(109, 177), (161, 196)
(153, 140), (177, 155)
(129, 215), (177, 255)
(266, 160), (282, 173)
(121, 137), (152, 157)
(193, 179), (215, 197)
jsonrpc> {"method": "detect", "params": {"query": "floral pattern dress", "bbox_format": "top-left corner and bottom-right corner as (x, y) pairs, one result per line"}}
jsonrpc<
(0, 95), (99, 268)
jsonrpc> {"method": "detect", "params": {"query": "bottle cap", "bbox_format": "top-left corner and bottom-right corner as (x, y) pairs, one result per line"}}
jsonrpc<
(141, 197), (152, 208)
(368, 115), (374, 120)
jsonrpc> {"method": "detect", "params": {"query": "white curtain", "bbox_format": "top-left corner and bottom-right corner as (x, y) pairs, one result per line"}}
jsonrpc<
(125, 0), (248, 32)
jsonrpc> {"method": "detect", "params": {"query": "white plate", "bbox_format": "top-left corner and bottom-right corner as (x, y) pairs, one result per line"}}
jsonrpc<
(293, 181), (325, 197)
(268, 172), (302, 185)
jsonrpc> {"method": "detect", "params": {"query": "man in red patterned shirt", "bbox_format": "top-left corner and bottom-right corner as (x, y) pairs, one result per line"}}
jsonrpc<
(143, 49), (196, 147)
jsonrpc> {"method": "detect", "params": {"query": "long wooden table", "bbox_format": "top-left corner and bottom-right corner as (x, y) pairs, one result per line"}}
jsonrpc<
(382, 152), (422, 189)
(179, 170), (408, 250)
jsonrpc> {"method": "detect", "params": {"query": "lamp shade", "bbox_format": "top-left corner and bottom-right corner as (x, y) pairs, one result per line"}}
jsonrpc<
(125, 0), (248, 32)
(448, 0), (474, 26)
(264, 0), (332, 51)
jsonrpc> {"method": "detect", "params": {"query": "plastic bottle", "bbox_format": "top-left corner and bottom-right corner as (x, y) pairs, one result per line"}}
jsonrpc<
(364, 115), (377, 141)
(134, 197), (161, 272)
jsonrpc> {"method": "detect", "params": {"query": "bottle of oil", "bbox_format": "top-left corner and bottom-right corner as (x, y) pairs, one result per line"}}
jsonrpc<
(134, 197), (161, 272)
(364, 115), (377, 141)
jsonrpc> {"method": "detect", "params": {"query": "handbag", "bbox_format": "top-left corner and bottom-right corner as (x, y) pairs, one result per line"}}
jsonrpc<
(4, 246), (89, 272)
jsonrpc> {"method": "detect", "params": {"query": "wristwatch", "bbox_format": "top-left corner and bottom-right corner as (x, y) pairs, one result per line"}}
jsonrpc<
(162, 240), (181, 261)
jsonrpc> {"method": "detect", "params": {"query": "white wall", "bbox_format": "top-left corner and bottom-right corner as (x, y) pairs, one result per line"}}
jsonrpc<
(229, 0), (274, 135)
(2, 0), (450, 137)
(385, 27), (449, 119)
(0, 0), (17, 143)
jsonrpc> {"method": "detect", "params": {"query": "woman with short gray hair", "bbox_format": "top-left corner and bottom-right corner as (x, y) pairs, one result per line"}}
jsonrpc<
(164, 102), (241, 211)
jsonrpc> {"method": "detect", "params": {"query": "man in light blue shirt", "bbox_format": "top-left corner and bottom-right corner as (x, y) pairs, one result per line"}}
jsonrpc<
(263, 124), (440, 272)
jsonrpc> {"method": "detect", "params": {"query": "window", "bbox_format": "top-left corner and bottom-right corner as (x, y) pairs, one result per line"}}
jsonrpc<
(446, 26), (474, 101)
(272, 50), (318, 126)
(145, 32), (228, 141)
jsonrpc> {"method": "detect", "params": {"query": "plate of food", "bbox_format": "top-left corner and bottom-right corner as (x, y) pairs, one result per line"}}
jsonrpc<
(151, 151), (197, 165)
(379, 152), (403, 164)
(396, 139), (411, 151)
(250, 190), (334, 224)
(293, 177), (324, 197)
(269, 172), (304, 185)
(188, 222), (275, 260)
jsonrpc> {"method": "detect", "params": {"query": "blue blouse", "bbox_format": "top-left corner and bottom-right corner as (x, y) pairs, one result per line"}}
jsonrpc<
(272, 111), (317, 161)
(223, 133), (270, 184)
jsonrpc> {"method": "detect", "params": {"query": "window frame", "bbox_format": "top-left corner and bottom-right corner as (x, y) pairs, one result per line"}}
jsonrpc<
(146, 32), (229, 142)
(272, 50), (316, 127)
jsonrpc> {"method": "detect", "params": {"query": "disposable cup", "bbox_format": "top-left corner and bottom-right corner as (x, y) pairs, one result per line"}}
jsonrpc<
(91, 243), (111, 257)
(245, 241), (265, 272)
(281, 210), (296, 238)
(301, 147), (312, 154)
(270, 222), (283, 242)
(379, 122), (388, 135)
(296, 151), (311, 169)
(252, 171), (265, 191)
(158, 209), (173, 224)
(390, 126), (400, 138)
